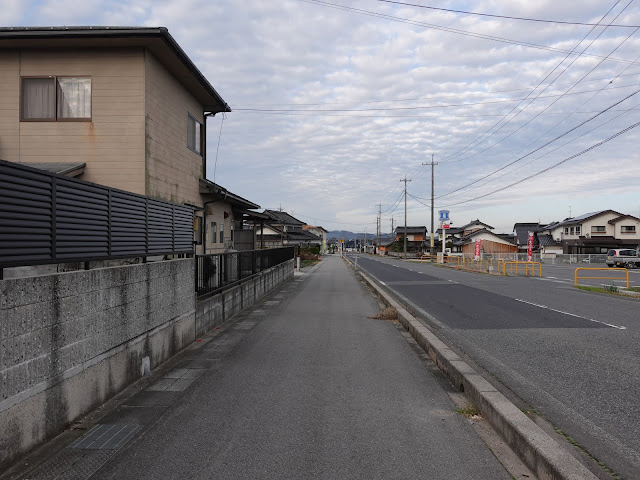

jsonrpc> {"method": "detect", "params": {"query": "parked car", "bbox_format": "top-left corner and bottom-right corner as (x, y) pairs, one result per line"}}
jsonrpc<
(606, 249), (640, 268)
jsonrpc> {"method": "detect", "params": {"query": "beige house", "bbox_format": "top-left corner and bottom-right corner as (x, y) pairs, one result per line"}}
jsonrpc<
(547, 210), (640, 253)
(303, 225), (328, 253)
(0, 27), (262, 254)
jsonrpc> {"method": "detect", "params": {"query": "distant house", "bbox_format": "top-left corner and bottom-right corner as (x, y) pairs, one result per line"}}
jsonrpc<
(254, 210), (322, 248)
(547, 210), (640, 254)
(453, 228), (517, 255)
(513, 222), (562, 255)
(303, 225), (329, 253)
(394, 226), (427, 253)
(0, 26), (261, 255)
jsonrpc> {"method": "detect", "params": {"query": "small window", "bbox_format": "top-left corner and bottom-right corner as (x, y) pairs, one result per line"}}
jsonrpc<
(230, 224), (234, 242)
(621, 225), (636, 233)
(570, 227), (575, 235)
(187, 114), (203, 155)
(211, 222), (217, 243)
(591, 226), (606, 233)
(219, 223), (224, 244)
(575, 226), (581, 235)
(22, 77), (91, 121)
(564, 227), (569, 235)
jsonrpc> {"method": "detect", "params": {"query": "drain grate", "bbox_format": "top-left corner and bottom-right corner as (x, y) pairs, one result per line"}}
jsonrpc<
(69, 424), (140, 450)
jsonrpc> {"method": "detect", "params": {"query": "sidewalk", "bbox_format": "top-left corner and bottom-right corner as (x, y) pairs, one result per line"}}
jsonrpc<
(5, 255), (513, 480)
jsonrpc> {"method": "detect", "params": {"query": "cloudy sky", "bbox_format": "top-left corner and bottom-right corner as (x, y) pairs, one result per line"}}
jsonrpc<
(5, 0), (640, 233)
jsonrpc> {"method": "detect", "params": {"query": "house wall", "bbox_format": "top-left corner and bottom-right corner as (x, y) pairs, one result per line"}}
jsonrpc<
(204, 200), (235, 254)
(611, 218), (640, 240)
(144, 51), (203, 206)
(0, 48), (146, 194)
(461, 233), (517, 254)
(0, 260), (195, 470)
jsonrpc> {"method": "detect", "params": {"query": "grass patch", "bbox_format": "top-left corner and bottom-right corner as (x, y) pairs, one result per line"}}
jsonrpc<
(576, 285), (640, 298)
(368, 306), (398, 322)
(300, 259), (320, 268)
(456, 406), (481, 418)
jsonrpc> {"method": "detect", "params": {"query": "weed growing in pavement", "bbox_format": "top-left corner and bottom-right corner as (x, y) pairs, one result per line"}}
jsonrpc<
(367, 307), (398, 322)
(456, 406), (481, 418)
(604, 284), (619, 293)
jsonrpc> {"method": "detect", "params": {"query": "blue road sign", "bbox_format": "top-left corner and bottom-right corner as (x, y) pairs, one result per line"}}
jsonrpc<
(439, 210), (450, 221)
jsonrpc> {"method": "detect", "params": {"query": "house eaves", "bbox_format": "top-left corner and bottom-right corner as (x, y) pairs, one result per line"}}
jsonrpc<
(608, 214), (640, 224)
(199, 179), (260, 210)
(0, 26), (231, 114)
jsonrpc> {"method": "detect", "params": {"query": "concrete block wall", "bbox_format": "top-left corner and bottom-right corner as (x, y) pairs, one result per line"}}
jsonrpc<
(196, 259), (294, 336)
(0, 259), (195, 470)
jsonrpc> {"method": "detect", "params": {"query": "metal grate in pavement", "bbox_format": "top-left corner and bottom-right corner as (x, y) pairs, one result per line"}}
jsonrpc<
(20, 448), (115, 480)
(69, 424), (141, 450)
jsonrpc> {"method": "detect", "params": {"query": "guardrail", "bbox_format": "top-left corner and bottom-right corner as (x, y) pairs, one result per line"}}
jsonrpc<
(502, 261), (542, 277)
(574, 267), (629, 288)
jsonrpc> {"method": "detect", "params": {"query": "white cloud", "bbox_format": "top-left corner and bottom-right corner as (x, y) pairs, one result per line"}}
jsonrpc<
(6, 0), (640, 232)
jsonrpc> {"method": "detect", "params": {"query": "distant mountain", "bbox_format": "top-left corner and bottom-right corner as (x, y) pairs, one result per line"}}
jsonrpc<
(327, 230), (394, 243)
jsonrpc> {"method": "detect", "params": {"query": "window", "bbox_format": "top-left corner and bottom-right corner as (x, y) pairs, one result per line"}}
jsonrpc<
(570, 227), (575, 235)
(591, 226), (606, 234)
(230, 224), (234, 242)
(211, 222), (217, 243)
(219, 223), (224, 244)
(187, 114), (203, 155)
(564, 227), (569, 235)
(193, 216), (202, 245)
(22, 77), (91, 121)
(621, 225), (636, 233)
(575, 226), (581, 235)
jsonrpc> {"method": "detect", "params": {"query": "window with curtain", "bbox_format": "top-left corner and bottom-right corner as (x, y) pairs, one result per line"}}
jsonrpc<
(21, 76), (91, 121)
(187, 114), (202, 155)
(21, 78), (55, 120)
(57, 78), (91, 119)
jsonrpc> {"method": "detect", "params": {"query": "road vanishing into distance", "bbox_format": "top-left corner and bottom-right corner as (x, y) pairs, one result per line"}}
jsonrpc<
(348, 254), (640, 480)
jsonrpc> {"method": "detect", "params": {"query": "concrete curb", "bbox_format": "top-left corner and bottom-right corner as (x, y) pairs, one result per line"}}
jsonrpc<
(346, 257), (598, 480)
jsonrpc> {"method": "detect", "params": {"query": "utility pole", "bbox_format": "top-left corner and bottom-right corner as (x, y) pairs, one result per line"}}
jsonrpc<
(422, 154), (437, 253)
(391, 216), (394, 241)
(401, 175), (411, 258)
(377, 203), (382, 255)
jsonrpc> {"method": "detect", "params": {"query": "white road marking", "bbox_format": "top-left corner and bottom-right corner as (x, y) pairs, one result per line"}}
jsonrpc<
(380, 281), (386, 285)
(448, 279), (459, 284)
(514, 298), (626, 330)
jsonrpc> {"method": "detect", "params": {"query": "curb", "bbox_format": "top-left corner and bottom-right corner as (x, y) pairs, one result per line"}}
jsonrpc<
(346, 257), (598, 480)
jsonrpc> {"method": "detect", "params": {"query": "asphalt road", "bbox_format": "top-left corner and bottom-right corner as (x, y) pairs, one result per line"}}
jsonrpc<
(87, 256), (511, 480)
(348, 254), (640, 480)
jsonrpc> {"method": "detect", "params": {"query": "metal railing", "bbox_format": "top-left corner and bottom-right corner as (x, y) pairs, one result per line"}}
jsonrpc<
(195, 247), (294, 298)
(574, 267), (629, 288)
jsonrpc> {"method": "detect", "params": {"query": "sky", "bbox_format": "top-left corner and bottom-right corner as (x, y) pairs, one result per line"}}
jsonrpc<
(4, 0), (640, 233)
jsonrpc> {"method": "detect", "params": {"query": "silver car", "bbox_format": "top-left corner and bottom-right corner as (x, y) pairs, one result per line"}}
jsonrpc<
(606, 249), (640, 268)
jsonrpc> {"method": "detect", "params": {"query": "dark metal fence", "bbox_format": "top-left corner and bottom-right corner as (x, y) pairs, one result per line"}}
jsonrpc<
(0, 160), (194, 269)
(196, 247), (294, 298)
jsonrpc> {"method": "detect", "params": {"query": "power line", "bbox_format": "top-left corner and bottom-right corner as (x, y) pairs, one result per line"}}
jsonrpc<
(434, 103), (640, 201)
(299, 0), (640, 65)
(436, 88), (640, 200)
(436, 119), (640, 208)
(440, 1), (628, 162)
(230, 71), (640, 107)
(232, 83), (640, 114)
(373, 0), (640, 28)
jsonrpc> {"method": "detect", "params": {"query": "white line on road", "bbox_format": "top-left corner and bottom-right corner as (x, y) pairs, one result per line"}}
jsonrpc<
(514, 299), (626, 330)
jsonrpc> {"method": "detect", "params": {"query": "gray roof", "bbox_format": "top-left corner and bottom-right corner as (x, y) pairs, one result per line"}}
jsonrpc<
(27, 162), (86, 176)
(263, 209), (305, 226)
(513, 223), (541, 245)
(552, 210), (622, 229)
(537, 234), (560, 247)
(459, 219), (494, 231)
(395, 226), (427, 234)
(199, 179), (260, 210)
(0, 26), (230, 113)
